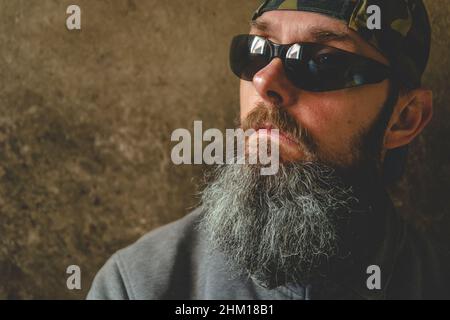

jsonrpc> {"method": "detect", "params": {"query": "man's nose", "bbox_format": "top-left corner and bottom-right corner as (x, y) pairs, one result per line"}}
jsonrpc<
(252, 58), (298, 107)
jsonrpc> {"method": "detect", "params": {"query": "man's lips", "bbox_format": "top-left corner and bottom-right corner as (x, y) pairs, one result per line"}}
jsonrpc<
(247, 125), (306, 162)
(254, 125), (300, 147)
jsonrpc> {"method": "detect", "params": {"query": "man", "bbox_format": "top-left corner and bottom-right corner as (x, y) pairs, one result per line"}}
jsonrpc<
(87, 0), (449, 300)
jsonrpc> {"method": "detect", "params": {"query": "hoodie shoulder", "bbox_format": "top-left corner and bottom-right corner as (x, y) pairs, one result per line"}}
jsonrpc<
(389, 222), (450, 299)
(87, 208), (205, 300)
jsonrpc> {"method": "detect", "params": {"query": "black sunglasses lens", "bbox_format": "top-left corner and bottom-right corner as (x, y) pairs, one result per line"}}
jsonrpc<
(286, 45), (354, 91)
(230, 35), (270, 81)
(288, 47), (391, 91)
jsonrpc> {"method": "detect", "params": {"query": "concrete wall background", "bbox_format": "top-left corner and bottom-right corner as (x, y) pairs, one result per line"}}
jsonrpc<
(0, 0), (448, 299)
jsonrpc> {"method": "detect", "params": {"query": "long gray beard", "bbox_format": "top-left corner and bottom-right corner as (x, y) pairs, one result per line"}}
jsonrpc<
(199, 162), (358, 288)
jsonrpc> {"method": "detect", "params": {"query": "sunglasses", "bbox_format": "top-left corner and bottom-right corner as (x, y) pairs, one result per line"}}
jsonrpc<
(230, 34), (392, 92)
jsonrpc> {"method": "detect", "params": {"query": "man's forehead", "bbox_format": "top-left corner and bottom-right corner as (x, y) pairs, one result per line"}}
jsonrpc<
(250, 11), (352, 42)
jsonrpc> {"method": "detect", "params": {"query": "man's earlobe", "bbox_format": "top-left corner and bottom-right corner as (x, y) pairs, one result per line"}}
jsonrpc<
(384, 89), (433, 150)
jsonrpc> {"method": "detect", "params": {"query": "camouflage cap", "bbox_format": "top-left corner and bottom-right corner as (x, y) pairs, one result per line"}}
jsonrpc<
(252, 0), (431, 89)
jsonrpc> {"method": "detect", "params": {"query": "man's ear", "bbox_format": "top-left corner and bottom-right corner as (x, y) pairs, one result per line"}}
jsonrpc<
(384, 88), (433, 150)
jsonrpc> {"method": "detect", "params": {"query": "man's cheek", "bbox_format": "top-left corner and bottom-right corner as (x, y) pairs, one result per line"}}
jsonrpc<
(300, 115), (353, 160)
(291, 107), (336, 142)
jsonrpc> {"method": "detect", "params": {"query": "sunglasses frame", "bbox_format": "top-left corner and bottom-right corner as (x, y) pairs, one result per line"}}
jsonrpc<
(230, 34), (393, 92)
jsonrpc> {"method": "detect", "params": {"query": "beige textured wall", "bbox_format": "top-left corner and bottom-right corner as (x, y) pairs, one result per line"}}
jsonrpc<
(0, 0), (448, 299)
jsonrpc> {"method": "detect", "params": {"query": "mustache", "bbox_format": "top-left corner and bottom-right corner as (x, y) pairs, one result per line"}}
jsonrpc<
(241, 102), (317, 154)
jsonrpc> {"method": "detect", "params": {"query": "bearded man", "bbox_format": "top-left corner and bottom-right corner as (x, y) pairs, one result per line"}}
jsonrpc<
(87, 0), (450, 300)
